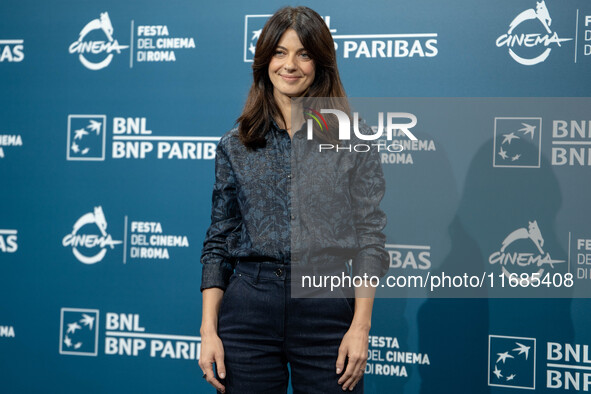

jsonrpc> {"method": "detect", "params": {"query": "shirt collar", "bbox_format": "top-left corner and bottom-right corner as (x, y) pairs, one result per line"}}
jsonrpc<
(271, 118), (283, 132)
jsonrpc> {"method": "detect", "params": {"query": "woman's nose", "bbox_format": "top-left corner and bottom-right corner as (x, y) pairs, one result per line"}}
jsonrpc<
(283, 56), (296, 71)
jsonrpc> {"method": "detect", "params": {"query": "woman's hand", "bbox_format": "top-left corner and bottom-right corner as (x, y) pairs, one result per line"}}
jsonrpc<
(199, 331), (227, 393)
(200, 287), (226, 393)
(337, 283), (375, 391)
(336, 322), (370, 391)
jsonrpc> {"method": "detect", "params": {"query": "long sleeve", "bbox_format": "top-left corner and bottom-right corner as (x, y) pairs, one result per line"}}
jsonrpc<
(200, 139), (242, 292)
(349, 131), (389, 279)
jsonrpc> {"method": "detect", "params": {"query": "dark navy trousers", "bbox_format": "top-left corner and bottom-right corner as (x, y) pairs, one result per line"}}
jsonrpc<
(216, 261), (364, 393)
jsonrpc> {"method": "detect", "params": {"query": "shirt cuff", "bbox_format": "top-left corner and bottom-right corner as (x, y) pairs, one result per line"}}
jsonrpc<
(200, 261), (233, 292)
(352, 249), (389, 279)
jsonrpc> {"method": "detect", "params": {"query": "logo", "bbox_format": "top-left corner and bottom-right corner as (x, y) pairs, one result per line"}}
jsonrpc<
(365, 335), (430, 378)
(61, 209), (190, 264)
(243, 15), (271, 62)
(244, 15), (437, 62)
(304, 108), (328, 132)
(0, 134), (23, 159)
(552, 119), (591, 167)
(134, 24), (196, 64)
(0, 39), (24, 62)
(59, 309), (202, 360)
(69, 12), (129, 70)
(574, 236), (591, 281)
(488, 335), (536, 389)
(62, 206), (122, 264)
(489, 220), (565, 283)
(582, 14), (591, 61)
(306, 108), (417, 152)
(125, 220), (190, 263)
(304, 108), (418, 153)
(387, 243), (431, 271)
(0, 325), (15, 338)
(0, 229), (18, 253)
(377, 127), (436, 165)
(69, 13), (195, 69)
(59, 308), (99, 356)
(496, 1), (572, 66)
(548, 341), (591, 390)
(67, 115), (106, 161)
(104, 312), (200, 360)
(306, 109), (417, 141)
(493, 117), (542, 168)
(67, 115), (218, 160)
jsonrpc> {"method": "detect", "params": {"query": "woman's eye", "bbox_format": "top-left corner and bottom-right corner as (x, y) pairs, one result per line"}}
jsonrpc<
(300, 52), (310, 59)
(274, 50), (285, 56)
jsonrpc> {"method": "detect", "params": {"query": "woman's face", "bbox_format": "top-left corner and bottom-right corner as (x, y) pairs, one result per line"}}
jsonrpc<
(268, 28), (315, 101)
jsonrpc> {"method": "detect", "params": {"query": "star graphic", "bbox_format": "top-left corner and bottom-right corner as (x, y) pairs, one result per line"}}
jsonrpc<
(88, 120), (102, 135)
(502, 132), (519, 144)
(81, 147), (89, 155)
(67, 322), (81, 334)
(513, 342), (530, 360)
(511, 154), (521, 161)
(74, 128), (88, 140)
(64, 335), (72, 348)
(497, 351), (514, 364)
(249, 42), (256, 55)
(251, 29), (262, 41)
(74, 342), (82, 349)
(506, 374), (516, 381)
(71, 142), (80, 153)
(519, 123), (536, 139)
(80, 314), (95, 330)
(493, 366), (503, 379)
(498, 147), (508, 159)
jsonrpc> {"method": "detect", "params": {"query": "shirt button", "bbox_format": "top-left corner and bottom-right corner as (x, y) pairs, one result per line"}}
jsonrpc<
(275, 268), (283, 276)
(287, 174), (292, 179)
(290, 214), (296, 220)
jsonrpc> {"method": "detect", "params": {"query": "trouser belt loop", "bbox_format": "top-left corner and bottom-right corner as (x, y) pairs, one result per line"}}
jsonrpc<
(254, 263), (261, 285)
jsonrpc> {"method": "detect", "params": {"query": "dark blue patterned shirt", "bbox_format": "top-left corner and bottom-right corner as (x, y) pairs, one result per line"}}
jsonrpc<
(200, 120), (388, 292)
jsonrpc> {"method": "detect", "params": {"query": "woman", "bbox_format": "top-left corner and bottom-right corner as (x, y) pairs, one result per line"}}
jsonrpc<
(199, 6), (388, 393)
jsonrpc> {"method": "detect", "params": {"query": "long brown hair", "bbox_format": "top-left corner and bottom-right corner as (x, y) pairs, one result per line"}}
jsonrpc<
(237, 6), (347, 149)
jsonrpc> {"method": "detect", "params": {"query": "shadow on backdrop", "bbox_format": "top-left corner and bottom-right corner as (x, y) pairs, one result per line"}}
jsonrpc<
(418, 137), (573, 393)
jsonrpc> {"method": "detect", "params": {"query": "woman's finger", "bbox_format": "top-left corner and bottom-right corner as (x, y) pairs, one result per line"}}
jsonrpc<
(203, 360), (226, 393)
(216, 351), (227, 381)
(341, 366), (364, 391)
(340, 354), (365, 390)
(336, 344), (348, 375)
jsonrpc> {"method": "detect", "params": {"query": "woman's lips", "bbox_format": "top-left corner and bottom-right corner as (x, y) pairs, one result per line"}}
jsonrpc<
(280, 75), (301, 82)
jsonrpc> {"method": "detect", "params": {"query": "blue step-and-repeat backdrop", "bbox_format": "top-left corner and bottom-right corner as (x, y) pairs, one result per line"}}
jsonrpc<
(1, 0), (591, 393)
